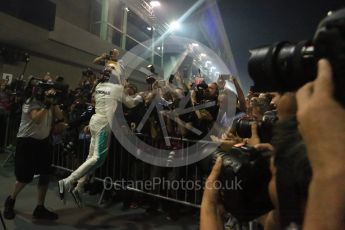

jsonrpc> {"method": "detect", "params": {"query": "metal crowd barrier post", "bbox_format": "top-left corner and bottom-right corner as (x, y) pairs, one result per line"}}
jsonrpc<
(51, 131), (262, 229)
(0, 113), (9, 152)
(51, 131), (211, 208)
(1, 112), (20, 167)
(0, 209), (7, 230)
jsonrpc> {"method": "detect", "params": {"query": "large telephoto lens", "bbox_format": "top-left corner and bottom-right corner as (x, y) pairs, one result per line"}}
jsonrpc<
(248, 41), (316, 92)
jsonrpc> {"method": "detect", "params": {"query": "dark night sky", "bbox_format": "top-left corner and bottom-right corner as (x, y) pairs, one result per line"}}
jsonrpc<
(155, 0), (345, 92)
(217, 0), (345, 92)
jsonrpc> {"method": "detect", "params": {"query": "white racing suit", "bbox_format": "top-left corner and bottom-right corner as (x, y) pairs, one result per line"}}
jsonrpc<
(66, 78), (142, 192)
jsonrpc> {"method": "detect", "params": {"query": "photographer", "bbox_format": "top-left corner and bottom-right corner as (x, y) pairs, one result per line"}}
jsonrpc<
(199, 59), (344, 230)
(188, 81), (219, 138)
(200, 96), (283, 230)
(201, 90), (309, 229)
(296, 59), (345, 230)
(3, 85), (64, 220)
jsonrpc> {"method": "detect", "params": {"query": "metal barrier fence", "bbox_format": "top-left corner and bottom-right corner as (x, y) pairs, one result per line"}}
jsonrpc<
(0, 114), (260, 229)
(51, 133), (261, 229)
(0, 111), (213, 208)
(0, 112), (20, 167)
(51, 131), (213, 208)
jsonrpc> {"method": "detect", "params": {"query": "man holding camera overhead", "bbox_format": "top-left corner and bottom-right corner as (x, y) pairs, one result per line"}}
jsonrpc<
(3, 82), (65, 220)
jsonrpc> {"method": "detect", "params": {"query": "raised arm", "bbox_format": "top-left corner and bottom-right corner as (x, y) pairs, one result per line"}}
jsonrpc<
(296, 59), (345, 230)
(231, 76), (246, 112)
(122, 93), (143, 109)
(93, 53), (107, 66)
(200, 157), (225, 230)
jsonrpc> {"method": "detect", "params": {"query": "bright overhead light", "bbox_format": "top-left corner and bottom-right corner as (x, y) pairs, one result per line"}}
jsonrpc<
(150, 1), (161, 8)
(147, 26), (152, 31)
(169, 21), (181, 31)
(125, 7), (130, 12)
(157, 47), (161, 50)
(192, 43), (199, 47)
(200, 53), (206, 57)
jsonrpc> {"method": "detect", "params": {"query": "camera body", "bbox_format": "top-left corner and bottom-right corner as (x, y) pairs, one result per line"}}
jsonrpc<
(248, 8), (345, 106)
(193, 81), (208, 103)
(235, 110), (278, 142)
(29, 78), (68, 104)
(201, 145), (273, 222)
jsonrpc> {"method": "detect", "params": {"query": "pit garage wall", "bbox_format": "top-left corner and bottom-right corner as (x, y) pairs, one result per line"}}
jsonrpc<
(0, 9), (153, 90)
(0, 11), (110, 88)
(1, 55), (85, 88)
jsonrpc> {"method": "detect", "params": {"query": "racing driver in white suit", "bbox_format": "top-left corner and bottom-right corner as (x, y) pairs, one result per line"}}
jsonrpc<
(58, 52), (142, 205)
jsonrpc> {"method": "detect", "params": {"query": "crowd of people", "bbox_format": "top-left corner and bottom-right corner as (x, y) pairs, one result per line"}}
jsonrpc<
(201, 59), (345, 230)
(1, 44), (345, 230)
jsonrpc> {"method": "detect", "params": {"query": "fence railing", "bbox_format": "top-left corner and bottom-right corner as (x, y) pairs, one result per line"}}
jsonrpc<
(51, 131), (215, 208)
(0, 112), (20, 166)
(1, 112), (259, 229)
(0, 112), (215, 208)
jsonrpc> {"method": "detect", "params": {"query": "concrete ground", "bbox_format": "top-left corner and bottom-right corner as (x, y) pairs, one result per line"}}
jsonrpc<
(0, 152), (199, 230)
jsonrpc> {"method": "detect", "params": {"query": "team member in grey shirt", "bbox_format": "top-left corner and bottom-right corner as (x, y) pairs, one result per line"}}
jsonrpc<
(3, 85), (64, 220)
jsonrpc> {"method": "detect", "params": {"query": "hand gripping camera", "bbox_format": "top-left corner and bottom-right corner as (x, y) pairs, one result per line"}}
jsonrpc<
(248, 8), (345, 106)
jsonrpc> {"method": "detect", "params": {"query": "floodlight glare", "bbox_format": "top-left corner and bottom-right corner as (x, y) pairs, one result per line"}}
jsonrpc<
(169, 21), (181, 31)
(150, 1), (161, 8)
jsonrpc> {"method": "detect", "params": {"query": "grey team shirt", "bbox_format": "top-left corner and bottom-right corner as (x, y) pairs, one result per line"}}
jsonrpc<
(16, 99), (52, 140)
